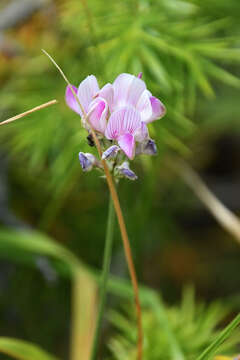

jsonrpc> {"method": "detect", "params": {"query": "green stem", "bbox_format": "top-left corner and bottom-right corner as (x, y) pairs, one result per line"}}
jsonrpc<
(90, 196), (115, 360)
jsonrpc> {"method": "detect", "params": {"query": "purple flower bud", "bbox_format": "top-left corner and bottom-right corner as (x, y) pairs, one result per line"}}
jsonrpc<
(121, 168), (138, 180)
(102, 145), (120, 160)
(143, 139), (157, 155)
(136, 138), (157, 156)
(115, 161), (138, 180)
(137, 72), (143, 79)
(78, 152), (96, 172)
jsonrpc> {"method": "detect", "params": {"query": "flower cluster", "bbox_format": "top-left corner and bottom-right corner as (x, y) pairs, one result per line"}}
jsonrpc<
(66, 73), (166, 180)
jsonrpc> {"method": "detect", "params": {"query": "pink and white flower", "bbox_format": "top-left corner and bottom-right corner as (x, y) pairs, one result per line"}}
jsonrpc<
(65, 72), (166, 161)
(102, 73), (165, 158)
(99, 73), (165, 123)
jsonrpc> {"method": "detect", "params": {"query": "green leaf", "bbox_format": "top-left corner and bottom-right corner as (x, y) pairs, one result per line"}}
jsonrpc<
(187, 57), (215, 97)
(0, 229), (81, 271)
(0, 229), (98, 360)
(196, 313), (240, 360)
(159, 128), (192, 157)
(203, 60), (240, 88)
(149, 293), (186, 360)
(140, 45), (172, 92)
(0, 338), (58, 360)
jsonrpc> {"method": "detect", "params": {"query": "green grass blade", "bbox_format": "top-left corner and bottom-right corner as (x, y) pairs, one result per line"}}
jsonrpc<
(0, 338), (59, 360)
(149, 293), (186, 360)
(0, 229), (81, 271)
(0, 229), (97, 360)
(196, 313), (240, 360)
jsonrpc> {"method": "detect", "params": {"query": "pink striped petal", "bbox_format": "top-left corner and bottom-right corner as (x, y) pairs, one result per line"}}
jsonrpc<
(118, 133), (135, 159)
(88, 98), (108, 134)
(112, 73), (146, 110)
(77, 75), (99, 113)
(147, 96), (166, 123)
(105, 106), (142, 140)
(65, 85), (82, 115)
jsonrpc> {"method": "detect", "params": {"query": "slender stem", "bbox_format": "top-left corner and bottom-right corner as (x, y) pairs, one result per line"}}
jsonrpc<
(173, 158), (240, 245)
(0, 100), (58, 126)
(43, 51), (143, 359)
(86, 116), (143, 360)
(90, 196), (115, 360)
(102, 161), (143, 360)
(82, 124), (143, 360)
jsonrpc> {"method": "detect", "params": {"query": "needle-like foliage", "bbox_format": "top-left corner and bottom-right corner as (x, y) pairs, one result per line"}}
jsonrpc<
(109, 287), (240, 360)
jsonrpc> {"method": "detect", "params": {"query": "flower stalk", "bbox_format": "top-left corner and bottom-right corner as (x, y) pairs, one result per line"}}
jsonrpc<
(42, 50), (143, 359)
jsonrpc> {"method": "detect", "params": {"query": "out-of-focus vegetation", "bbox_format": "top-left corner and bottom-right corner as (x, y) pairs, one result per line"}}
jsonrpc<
(0, 0), (240, 359)
(109, 288), (239, 360)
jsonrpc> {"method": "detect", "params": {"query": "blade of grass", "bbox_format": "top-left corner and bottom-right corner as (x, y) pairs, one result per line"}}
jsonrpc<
(0, 228), (97, 360)
(196, 313), (240, 360)
(0, 337), (59, 360)
(173, 158), (240, 246)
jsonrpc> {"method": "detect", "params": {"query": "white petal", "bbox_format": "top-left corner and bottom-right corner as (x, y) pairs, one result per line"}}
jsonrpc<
(136, 90), (153, 122)
(77, 75), (100, 113)
(98, 83), (114, 111)
(112, 73), (146, 110)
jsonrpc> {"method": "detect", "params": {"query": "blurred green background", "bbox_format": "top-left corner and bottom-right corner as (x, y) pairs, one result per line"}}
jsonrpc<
(0, 0), (240, 359)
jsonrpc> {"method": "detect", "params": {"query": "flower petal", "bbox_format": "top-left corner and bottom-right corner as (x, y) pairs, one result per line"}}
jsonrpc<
(113, 73), (146, 110)
(77, 75), (99, 113)
(98, 83), (114, 111)
(105, 106), (142, 140)
(136, 90), (153, 122)
(127, 76), (146, 106)
(134, 121), (149, 142)
(65, 85), (82, 114)
(88, 97), (108, 134)
(118, 133), (135, 159)
(147, 96), (166, 123)
(112, 73), (133, 109)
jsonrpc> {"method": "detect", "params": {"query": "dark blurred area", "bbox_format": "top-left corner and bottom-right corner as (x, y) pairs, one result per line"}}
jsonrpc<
(0, 0), (240, 358)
